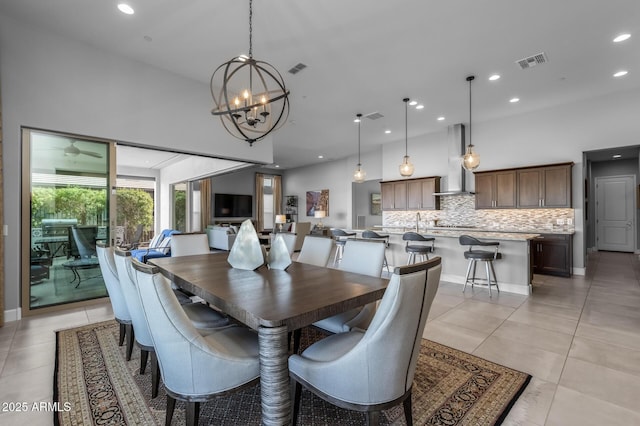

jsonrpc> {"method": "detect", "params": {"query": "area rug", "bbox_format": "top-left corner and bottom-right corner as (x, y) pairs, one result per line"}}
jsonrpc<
(54, 320), (530, 425)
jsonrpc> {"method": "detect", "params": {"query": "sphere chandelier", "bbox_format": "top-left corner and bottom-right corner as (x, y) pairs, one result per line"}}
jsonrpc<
(462, 75), (480, 170)
(210, 0), (290, 146)
(399, 98), (415, 177)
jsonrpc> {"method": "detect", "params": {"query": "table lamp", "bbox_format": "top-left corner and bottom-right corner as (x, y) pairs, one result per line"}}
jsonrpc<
(314, 210), (326, 228)
(275, 215), (287, 232)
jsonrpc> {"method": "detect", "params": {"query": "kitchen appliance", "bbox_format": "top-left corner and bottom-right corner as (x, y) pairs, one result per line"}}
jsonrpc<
(433, 123), (475, 196)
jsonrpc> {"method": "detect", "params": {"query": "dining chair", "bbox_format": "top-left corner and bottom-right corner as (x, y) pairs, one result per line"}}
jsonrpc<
(132, 259), (261, 426)
(170, 233), (210, 257)
(115, 248), (230, 399)
(308, 240), (385, 347)
(289, 257), (442, 425)
(271, 232), (297, 256)
(296, 235), (333, 267)
(95, 243), (132, 355)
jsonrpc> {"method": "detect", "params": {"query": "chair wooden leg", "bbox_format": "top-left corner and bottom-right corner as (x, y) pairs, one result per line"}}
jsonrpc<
(365, 411), (380, 426)
(291, 378), (302, 426)
(186, 401), (200, 426)
(118, 323), (126, 346)
(151, 352), (160, 399)
(125, 324), (135, 361)
(403, 392), (413, 426)
(140, 349), (149, 375)
(165, 396), (176, 426)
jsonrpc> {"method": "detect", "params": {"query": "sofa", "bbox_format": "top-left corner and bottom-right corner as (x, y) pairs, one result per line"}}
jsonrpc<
(206, 225), (237, 251)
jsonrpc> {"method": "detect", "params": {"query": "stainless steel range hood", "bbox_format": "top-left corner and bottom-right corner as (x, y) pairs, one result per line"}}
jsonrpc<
(433, 123), (475, 196)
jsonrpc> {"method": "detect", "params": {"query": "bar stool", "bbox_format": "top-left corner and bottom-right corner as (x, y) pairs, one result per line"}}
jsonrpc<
(402, 232), (435, 264)
(362, 230), (390, 273)
(331, 229), (355, 265)
(459, 235), (501, 297)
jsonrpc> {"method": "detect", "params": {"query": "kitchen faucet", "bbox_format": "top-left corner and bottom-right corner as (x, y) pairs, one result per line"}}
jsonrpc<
(415, 212), (421, 232)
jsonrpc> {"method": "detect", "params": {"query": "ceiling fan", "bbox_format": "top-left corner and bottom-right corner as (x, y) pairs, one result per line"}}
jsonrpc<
(61, 140), (103, 158)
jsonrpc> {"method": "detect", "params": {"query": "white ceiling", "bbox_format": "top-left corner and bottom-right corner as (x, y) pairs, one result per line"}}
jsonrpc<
(2, 0), (639, 169)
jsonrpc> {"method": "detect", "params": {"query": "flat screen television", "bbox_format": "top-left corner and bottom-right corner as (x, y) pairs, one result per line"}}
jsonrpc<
(214, 193), (253, 218)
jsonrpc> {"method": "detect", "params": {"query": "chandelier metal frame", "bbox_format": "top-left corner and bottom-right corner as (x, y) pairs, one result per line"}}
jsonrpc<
(210, 0), (290, 146)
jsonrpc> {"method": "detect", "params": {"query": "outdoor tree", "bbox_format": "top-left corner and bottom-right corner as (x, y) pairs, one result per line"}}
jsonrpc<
(116, 189), (154, 241)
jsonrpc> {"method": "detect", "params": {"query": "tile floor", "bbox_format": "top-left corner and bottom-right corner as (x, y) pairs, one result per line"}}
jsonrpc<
(1, 251), (639, 425)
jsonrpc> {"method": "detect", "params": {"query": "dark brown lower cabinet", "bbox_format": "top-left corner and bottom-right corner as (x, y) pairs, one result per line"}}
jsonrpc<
(531, 234), (573, 277)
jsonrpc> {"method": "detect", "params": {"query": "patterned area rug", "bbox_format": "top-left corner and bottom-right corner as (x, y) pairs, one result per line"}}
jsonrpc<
(54, 320), (530, 425)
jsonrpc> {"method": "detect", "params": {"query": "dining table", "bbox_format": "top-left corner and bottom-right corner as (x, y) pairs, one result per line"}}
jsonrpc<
(149, 252), (389, 426)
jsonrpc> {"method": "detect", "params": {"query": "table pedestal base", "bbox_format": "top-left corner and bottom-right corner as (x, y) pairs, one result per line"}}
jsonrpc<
(258, 325), (291, 426)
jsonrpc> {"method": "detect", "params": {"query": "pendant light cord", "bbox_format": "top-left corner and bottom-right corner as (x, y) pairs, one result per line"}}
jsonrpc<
(404, 97), (409, 156)
(248, 0), (253, 58)
(358, 119), (361, 165)
(467, 75), (475, 146)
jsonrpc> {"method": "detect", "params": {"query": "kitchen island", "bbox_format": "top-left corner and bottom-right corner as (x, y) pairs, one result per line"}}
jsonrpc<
(354, 227), (541, 295)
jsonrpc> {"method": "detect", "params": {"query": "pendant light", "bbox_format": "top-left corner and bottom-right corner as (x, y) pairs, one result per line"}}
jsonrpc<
(399, 98), (415, 177)
(353, 113), (366, 183)
(462, 75), (480, 170)
(210, 0), (290, 146)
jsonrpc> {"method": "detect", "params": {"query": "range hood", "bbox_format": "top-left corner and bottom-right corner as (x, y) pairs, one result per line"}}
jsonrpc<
(433, 123), (475, 196)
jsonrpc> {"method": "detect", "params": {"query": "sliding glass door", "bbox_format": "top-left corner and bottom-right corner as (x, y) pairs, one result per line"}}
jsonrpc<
(22, 129), (115, 314)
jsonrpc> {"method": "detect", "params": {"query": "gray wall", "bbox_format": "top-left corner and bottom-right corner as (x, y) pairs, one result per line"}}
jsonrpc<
(352, 180), (383, 229)
(0, 14), (273, 313)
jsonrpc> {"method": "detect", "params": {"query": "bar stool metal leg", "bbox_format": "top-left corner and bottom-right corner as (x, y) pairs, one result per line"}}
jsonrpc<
(463, 259), (474, 292)
(485, 261), (492, 297)
(489, 261), (500, 294)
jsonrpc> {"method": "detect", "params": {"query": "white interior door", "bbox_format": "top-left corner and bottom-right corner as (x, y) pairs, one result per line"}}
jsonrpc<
(596, 175), (635, 252)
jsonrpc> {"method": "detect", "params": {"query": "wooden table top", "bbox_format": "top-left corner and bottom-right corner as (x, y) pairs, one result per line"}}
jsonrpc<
(150, 252), (389, 330)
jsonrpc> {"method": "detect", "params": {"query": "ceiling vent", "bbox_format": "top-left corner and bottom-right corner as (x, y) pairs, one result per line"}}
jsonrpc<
(288, 63), (307, 74)
(364, 112), (384, 120)
(515, 52), (548, 70)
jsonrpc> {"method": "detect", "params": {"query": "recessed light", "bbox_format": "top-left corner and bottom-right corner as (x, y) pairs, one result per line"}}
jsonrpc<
(612, 154), (622, 159)
(117, 3), (135, 15)
(613, 70), (628, 77)
(613, 33), (631, 43)
(409, 100), (418, 106)
(489, 74), (501, 81)
(437, 116), (445, 121)
(274, 164), (280, 168)
(318, 155), (324, 159)
(415, 105), (424, 110)
(385, 130), (391, 134)
(509, 97), (520, 103)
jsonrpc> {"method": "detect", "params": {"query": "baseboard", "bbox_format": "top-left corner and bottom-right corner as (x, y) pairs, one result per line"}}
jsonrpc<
(440, 273), (531, 296)
(572, 267), (586, 276)
(3, 307), (21, 323)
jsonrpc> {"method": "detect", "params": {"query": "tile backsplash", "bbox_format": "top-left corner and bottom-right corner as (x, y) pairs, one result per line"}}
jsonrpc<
(383, 194), (575, 232)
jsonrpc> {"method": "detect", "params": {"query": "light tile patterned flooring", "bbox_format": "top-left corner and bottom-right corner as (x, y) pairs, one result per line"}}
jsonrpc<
(1, 251), (639, 425)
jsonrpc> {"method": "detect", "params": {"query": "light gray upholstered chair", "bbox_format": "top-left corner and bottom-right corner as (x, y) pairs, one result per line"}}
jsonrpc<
(170, 233), (210, 257)
(296, 235), (333, 267)
(312, 239), (386, 335)
(114, 248), (162, 398)
(115, 248), (230, 399)
(95, 243), (132, 353)
(132, 260), (260, 426)
(289, 257), (442, 425)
